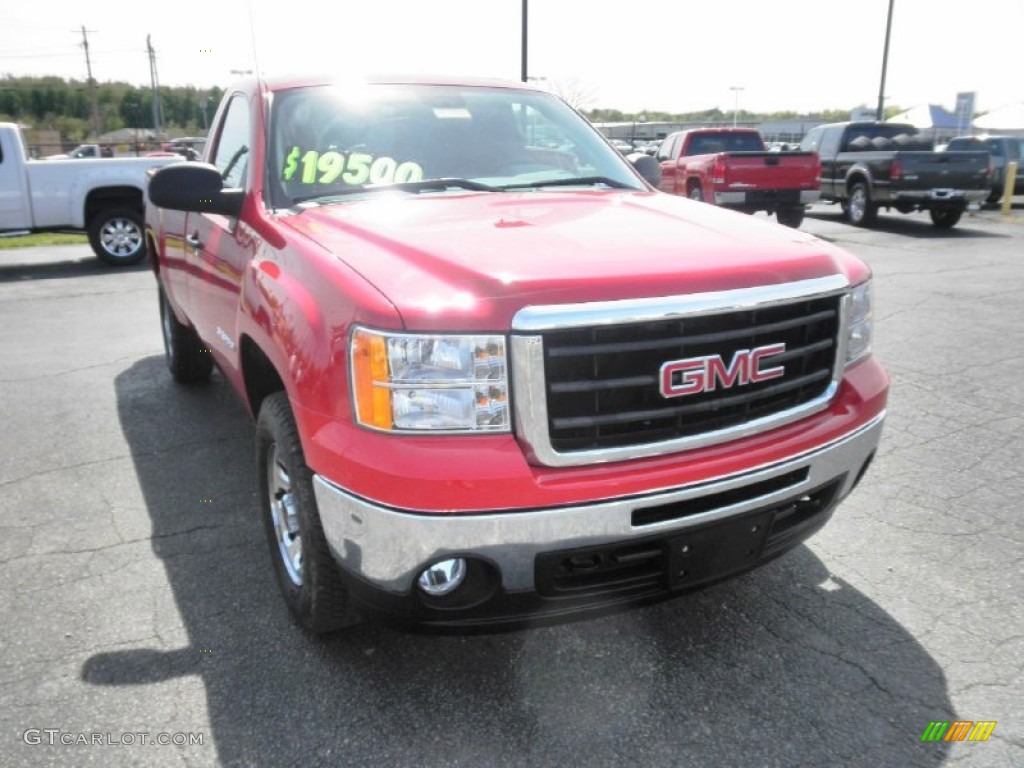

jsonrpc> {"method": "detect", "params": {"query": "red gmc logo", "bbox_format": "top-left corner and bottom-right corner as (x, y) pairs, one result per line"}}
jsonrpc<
(659, 343), (786, 398)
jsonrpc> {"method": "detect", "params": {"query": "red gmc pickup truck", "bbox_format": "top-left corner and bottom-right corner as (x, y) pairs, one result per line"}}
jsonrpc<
(656, 128), (820, 227)
(145, 76), (887, 633)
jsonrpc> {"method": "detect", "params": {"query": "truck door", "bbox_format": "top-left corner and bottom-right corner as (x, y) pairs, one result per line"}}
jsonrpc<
(184, 93), (253, 376)
(817, 127), (843, 198)
(656, 134), (681, 194)
(0, 130), (32, 230)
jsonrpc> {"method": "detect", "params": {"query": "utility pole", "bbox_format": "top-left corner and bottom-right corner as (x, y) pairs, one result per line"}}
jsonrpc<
(876, 0), (895, 121)
(147, 35), (163, 139)
(520, 0), (528, 82)
(78, 26), (101, 138)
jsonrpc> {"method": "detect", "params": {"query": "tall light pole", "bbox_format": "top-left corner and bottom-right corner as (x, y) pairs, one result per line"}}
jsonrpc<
(631, 113), (647, 144)
(730, 86), (744, 127)
(876, 0), (895, 121)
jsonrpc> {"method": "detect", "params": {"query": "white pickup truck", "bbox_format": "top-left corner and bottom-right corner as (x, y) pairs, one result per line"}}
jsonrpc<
(0, 122), (179, 265)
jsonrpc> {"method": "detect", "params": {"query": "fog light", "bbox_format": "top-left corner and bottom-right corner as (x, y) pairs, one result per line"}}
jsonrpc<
(417, 558), (467, 596)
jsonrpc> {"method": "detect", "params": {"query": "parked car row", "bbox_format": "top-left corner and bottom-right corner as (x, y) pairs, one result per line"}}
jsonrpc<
(620, 120), (1000, 230)
(41, 138), (207, 162)
(42, 143), (113, 160)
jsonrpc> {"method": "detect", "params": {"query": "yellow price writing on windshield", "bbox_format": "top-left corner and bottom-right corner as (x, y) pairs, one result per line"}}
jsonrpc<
(283, 147), (423, 186)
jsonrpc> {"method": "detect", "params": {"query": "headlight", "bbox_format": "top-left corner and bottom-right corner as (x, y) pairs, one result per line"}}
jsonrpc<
(351, 327), (509, 432)
(845, 280), (872, 365)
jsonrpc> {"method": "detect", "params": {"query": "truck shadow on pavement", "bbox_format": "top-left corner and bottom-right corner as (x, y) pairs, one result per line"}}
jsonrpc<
(83, 356), (954, 766)
(805, 208), (1011, 239)
(0, 255), (148, 282)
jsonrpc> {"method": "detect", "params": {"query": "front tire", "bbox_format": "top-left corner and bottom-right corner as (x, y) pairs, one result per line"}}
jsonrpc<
(776, 207), (805, 228)
(256, 393), (357, 633)
(846, 183), (877, 227)
(88, 207), (146, 266)
(929, 209), (962, 229)
(159, 288), (213, 383)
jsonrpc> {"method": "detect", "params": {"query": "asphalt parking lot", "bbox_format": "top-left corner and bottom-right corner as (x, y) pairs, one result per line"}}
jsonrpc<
(1, 202), (1022, 767)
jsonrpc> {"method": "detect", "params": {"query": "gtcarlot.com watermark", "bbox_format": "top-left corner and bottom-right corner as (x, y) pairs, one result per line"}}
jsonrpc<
(23, 729), (204, 747)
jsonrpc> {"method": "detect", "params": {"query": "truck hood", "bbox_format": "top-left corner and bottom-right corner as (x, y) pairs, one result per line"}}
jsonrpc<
(281, 190), (861, 330)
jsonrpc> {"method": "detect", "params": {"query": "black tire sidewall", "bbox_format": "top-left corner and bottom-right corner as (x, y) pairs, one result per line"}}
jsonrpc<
(777, 208), (805, 228)
(255, 393), (352, 633)
(158, 287), (212, 383)
(930, 209), (962, 229)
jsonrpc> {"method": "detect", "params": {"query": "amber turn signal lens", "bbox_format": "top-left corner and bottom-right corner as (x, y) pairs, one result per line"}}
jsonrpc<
(351, 329), (393, 429)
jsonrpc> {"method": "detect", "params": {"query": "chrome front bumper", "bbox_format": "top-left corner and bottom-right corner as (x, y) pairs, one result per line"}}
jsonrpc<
(890, 188), (989, 204)
(313, 413), (884, 595)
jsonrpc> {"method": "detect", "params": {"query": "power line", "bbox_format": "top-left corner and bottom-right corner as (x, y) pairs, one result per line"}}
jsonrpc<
(0, 46), (148, 61)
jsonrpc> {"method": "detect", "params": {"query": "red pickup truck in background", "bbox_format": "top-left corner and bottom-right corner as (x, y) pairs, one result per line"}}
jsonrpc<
(656, 128), (820, 227)
(145, 77), (886, 634)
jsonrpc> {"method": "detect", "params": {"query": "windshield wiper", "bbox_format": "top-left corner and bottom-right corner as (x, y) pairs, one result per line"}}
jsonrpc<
(497, 176), (634, 190)
(293, 178), (499, 205)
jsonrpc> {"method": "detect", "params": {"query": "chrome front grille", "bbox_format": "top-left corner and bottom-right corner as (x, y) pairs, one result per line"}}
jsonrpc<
(511, 276), (848, 467)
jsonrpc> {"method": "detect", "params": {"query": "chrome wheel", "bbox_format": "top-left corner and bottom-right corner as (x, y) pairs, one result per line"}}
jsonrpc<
(849, 187), (866, 223)
(846, 183), (876, 226)
(267, 441), (303, 587)
(99, 216), (143, 259)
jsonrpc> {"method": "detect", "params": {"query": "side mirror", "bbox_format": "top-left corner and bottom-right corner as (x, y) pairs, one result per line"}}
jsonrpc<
(148, 162), (243, 217)
(629, 153), (661, 187)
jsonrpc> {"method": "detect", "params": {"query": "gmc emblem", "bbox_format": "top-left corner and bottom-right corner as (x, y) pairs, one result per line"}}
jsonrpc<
(659, 343), (786, 398)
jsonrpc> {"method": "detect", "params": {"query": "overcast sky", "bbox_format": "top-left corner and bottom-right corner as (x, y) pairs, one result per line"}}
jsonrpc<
(1, 0), (1020, 115)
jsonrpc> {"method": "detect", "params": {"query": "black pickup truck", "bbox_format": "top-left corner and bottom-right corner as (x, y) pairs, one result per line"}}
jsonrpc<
(800, 122), (991, 229)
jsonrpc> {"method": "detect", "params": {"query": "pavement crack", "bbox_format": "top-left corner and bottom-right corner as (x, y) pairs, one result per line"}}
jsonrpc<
(0, 435), (248, 489)
(0, 355), (140, 383)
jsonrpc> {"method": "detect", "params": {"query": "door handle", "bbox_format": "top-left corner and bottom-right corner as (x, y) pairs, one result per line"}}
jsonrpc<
(185, 232), (202, 250)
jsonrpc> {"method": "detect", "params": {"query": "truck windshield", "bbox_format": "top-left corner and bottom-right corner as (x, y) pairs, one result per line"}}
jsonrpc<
(268, 83), (643, 207)
(688, 133), (763, 154)
(948, 138), (1005, 156)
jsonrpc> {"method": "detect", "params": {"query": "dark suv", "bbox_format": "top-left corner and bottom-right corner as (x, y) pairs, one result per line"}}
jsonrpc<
(945, 135), (1024, 203)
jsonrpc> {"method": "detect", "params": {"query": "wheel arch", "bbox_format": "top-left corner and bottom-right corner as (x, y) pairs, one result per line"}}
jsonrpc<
(844, 167), (872, 196)
(240, 335), (287, 420)
(84, 185), (144, 225)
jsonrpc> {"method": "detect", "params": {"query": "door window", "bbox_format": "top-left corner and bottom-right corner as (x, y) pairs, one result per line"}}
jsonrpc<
(212, 94), (251, 189)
